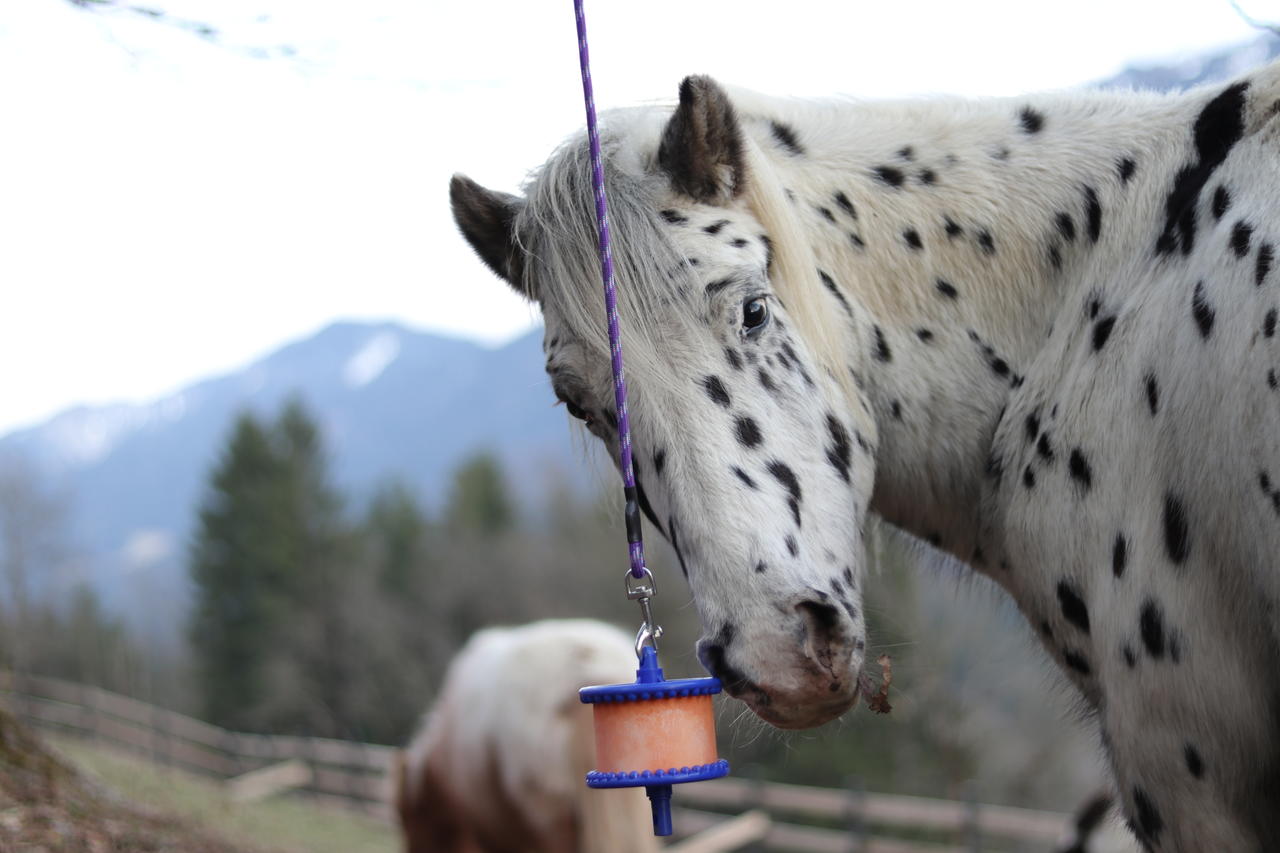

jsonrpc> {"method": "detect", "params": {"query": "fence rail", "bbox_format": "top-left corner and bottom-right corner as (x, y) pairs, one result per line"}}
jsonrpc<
(0, 672), (1082, 851)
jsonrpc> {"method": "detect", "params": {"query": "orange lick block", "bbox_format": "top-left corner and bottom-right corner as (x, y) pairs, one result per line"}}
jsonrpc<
(579, 646), (728, 835)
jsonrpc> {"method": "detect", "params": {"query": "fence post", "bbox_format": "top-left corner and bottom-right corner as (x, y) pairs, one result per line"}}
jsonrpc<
(745, 764), (769, 853)
(844, 774), (867, 853)
(963, 781), (982, 853)
(221, 730), (242, 781)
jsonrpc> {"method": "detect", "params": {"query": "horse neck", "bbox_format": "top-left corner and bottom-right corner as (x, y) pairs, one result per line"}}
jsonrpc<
(741, 85), (1210, 563)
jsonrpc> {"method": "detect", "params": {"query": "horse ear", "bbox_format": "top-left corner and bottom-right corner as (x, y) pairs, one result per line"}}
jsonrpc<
(449, 174), (531, 298)
(658, 75), (746, 204)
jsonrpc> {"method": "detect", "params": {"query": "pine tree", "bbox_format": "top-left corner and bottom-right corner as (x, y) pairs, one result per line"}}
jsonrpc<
(365, 480), (429, 598)
(188, 412), (285, 730)
(444, 452), (515, 535)
(189, 399), (360, 733)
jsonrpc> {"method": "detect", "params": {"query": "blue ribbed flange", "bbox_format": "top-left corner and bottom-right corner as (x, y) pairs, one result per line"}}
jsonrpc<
(585, 759), (730, 788)
(579, 676), (721, 704)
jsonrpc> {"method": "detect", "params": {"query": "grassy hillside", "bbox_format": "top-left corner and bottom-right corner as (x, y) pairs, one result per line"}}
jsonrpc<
(47, 733), (399, 853)
(0, 707), (254, 851)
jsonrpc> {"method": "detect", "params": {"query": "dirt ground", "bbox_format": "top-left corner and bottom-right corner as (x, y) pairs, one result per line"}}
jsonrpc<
(0, 706), (257, 853)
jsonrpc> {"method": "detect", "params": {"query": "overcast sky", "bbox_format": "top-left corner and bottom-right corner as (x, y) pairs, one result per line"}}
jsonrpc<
(0, 0), (1270, 435)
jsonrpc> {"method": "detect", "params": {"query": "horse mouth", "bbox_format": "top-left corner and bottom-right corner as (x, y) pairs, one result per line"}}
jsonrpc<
(745, 684), (861, 730)
(720, 667), (863, 730)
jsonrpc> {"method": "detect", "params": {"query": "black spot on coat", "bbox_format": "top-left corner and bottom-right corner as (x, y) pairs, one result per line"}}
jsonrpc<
(768, 461), (803, 526)
(1068, 448), (1093, 490)
(1092, 315), (1117, 351)
(735, 416), (763, 448)
(872, 326), (891, 362)
(1184, 744), (1204, 779)
(819, 270), (854, 318)
(1230, 220), (1253, 258)
(903, 228), (922, 250)
(1132, 787), (1163, 843)
(1113, 533), (1128, 577)
(1140, 598), (1166, 659)
(1063, 650), (1091, 676)
(1057, 580), (1091, 634)
(1048, 245), (1062, 271)
(1155, 82), (1249, 256)
(733, 466), (757, 489)
(825, 416), (853, 483)
(1055, 212), (1077, 242)
(1211, 185), (1231, 220)
(1018, 106), (1045, 133)
(1192, 281), (1215, 338)
(1257, 243), (1273, 286)
(977, 230), (996, 254)
(1144, 374), (1160, 415)
(703, 375), (731, 408)
(944, 217), (964, 239)
(769, 120), (805, 155)
(936, 279), (959, 299)
(873, 165), (904, 187)
(1025, 412), (1040, 442)
(834, 191), (857, 219)
(1083, 185), (1102, 243)
(1118, 157), (1137, 184)
(1162, 493), (1190, 564)
(705, 276), (734, 296)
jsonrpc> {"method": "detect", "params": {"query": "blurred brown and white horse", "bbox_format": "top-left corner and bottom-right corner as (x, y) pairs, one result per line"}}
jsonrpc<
(393, 619), (659, 853)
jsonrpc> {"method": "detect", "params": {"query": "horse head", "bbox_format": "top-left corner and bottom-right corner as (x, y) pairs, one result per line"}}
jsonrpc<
(450, 77), (876, 729)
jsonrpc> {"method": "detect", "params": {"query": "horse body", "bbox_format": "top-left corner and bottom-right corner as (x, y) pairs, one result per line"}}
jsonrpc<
(451, 61), (1280, 851)
(394, 619), (657, 853)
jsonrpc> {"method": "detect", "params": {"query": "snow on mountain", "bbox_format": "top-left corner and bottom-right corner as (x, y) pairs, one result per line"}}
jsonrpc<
(342, 329), (401, 388)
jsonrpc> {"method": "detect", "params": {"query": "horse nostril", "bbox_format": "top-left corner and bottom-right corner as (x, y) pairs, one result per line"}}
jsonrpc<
(697, 640), (727, 679)
(795, 599), (842, 638)
(696, 638), (756, 697)
(794, 599), (849, 672)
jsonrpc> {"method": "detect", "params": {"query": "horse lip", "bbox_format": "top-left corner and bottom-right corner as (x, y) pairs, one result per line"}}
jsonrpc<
(718, 673), (772, 707)
(748, 688), (859, 730)
(730, 664), (863, 729)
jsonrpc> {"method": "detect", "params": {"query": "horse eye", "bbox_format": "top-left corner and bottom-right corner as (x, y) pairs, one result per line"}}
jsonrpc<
(742, 297), (769, 333)
(565, 401), (594, 425)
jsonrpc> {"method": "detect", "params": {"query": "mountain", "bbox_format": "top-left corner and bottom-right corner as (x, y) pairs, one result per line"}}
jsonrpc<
(1095, 32), (1280, 90)
(0, 321), (589, 627)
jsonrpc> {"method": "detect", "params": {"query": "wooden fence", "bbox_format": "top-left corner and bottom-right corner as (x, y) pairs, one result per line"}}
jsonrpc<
(0, 672), (395, 817)
(0, 672), (1089, 852)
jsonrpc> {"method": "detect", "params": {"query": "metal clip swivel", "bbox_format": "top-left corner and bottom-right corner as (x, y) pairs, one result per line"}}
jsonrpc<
(624, 566), (663, 659)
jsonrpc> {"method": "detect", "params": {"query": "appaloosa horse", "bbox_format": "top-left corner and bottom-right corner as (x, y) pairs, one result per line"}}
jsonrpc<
(450, 62), (1280, 850)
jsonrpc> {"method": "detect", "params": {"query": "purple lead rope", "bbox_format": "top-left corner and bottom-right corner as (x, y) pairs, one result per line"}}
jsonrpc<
(573, 0), (647, 579)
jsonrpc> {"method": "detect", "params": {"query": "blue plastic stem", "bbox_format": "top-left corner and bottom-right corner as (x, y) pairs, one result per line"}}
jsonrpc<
(646, 784), (674, 836)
